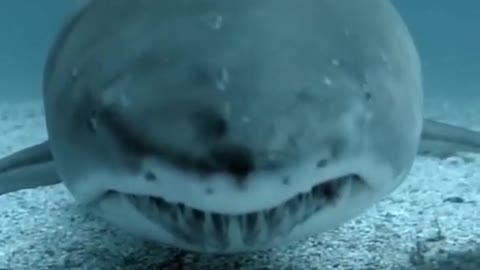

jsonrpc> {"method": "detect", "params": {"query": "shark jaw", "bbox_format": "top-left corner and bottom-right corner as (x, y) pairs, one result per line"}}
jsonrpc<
(74, 152), (400, 253)
(124, 174), (362, 252)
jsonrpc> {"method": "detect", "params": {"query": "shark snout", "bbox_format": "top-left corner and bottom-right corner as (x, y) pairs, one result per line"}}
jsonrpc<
(95, 99), (258, 179)
(192, 108), (256, 178)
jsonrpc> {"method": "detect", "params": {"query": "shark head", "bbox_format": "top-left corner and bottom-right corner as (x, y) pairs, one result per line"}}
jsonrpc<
(43, 0), (423, 253)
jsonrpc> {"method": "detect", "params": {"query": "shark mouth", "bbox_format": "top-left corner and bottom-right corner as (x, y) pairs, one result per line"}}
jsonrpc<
(93, 108), (367, 250)
(123, 174), (363, 251)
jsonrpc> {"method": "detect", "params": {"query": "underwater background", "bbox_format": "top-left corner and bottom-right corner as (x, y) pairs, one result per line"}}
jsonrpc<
(0, 1), (478, 269)
(0, 0), (479, 101)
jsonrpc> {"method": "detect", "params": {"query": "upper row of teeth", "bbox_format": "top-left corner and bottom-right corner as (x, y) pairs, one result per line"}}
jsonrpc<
(124, 175), (357, 248)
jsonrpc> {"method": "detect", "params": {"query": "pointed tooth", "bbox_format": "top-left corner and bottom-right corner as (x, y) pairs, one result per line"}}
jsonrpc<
(211, 213), (229, 249)
(257, 211), (268, 243)
(228, 216), (243, 248)
(204, 213), (215, 246)
(279, 206), (292, 235)
(242, 213), (259, 245)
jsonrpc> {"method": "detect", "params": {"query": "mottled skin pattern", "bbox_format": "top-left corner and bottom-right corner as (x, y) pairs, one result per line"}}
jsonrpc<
(0, 0), (479, 256)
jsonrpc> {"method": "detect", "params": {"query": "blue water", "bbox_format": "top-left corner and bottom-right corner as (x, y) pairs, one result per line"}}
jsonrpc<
(394, 0), (479, 100)
(0, 0), (78, 101)
(0, 0), (478, 101)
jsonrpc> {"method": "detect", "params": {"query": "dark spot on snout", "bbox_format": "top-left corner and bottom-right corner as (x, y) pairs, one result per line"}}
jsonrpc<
(296, 89), (316, 103)
(144, 170), (157, 181)
(364, 91), (372, 101)
(316, 159), (329, 168)
(209, 143), (254, 180)
(191, 109), (228, 140)
(205, 188), (214, 195)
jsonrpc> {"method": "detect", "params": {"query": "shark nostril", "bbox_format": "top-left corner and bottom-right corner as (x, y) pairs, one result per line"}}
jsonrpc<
(209, 144), (254, 179)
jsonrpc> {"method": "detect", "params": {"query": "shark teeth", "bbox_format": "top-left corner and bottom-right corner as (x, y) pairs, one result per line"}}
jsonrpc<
(127, 174), (362, 251)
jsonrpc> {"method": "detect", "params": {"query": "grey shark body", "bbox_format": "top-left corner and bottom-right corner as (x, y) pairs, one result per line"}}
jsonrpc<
(0, 0), (479, 253)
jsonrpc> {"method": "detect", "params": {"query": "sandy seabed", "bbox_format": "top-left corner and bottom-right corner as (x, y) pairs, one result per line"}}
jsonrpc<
(0, 97), (479, 270)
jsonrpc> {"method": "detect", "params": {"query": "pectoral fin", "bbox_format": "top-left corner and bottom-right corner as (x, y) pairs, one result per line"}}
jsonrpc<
(0, 141), (61, 195)
(419, 118), (480, 158)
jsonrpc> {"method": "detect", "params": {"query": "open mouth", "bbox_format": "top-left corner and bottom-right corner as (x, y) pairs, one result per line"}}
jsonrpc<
(124, 174), (364, 250)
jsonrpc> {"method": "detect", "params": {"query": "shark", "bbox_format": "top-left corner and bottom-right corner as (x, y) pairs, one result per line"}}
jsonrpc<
(0, 0), (479, 253)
